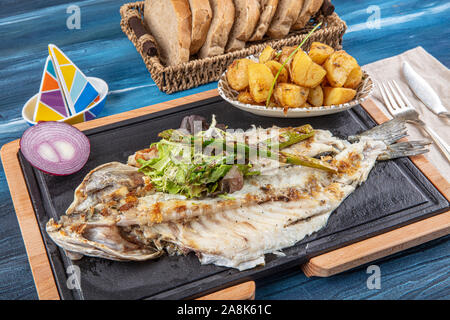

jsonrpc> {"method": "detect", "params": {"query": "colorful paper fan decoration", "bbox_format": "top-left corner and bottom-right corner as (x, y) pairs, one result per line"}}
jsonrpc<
(33, 56), (71, 122)
(48, 44), (100, 115)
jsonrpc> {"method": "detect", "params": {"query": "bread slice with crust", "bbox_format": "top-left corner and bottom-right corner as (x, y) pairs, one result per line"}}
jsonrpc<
(291, 0), (323, 30)
(198, 0), (235, 58)
(144, 0), (192, 66)
(248, 0), (279, 41)
(225, 0), (261, 52)
(188, 0), (213, 54)
(266, 0), (304, 39)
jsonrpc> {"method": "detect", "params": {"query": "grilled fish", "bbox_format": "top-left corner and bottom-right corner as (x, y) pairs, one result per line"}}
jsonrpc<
(46, 119), (429, 269)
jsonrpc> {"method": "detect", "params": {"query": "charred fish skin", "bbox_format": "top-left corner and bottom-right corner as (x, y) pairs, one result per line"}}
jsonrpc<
(46, 119), (429, 269)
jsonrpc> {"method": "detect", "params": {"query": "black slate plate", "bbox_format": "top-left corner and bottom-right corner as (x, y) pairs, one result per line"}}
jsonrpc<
(18, 96), (449, 300)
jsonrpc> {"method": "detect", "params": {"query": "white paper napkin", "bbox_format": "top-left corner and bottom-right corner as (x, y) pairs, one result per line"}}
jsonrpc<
(363, 46), (450, 182)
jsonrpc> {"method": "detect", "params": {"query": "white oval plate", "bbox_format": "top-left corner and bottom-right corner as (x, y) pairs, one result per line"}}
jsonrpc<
(218, 56), (374, 118)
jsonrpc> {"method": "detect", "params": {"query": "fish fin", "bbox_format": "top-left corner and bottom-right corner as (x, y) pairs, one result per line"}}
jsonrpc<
(377, 140), (431, 160)
(348, 118), (408, 145)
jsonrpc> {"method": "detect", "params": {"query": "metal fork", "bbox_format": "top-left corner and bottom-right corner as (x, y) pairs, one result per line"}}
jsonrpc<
(378, 80), (450, 162)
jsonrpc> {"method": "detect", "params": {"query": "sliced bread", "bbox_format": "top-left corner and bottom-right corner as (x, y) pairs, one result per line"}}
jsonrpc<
(225, 0), (261, 52)
(198, 0), (235, 58)
(248, 0), (279, 41)
(144, 0), (192, 66)
(266, 0), (304, 39)
(291, 0), (323, 30)
(188, 0), (213, 54)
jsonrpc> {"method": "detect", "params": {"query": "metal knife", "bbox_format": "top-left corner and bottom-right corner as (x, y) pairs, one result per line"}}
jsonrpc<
(402, 61), (450, 118)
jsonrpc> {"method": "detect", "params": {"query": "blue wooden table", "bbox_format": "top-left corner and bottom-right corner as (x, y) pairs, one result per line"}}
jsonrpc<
(0, 0), (449, 299)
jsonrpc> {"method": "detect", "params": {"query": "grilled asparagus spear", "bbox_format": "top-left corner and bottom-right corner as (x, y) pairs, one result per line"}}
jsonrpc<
(158, 125), (337, 173)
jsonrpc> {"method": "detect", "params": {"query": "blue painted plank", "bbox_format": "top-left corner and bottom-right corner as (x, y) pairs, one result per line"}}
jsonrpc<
(0, 0), (448, 300)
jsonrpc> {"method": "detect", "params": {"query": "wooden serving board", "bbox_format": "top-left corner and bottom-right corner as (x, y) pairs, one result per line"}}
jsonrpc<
(1, 90), (449, 299)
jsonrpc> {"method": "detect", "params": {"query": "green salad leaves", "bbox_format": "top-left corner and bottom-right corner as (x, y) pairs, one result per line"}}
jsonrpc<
(136, 137), (258, 198)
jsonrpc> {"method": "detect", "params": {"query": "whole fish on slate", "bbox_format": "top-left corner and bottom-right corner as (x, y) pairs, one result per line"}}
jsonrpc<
(47, 117), (429, 270)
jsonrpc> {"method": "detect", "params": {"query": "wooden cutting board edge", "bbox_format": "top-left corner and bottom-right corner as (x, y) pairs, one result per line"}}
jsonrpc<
(1, 89), (448, 299)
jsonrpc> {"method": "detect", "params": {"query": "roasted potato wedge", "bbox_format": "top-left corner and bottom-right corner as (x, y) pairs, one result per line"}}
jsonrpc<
(259, 46), (276, 64)
(264, 60), (289, 83)
(323, 87), (356, 106)
(226, 58), (255, 91)
(273, 83), (309, 109)
(291, 50), (327, 88)
(308, 42), (335, 65)
(237, 91), (258, 105)
(307, 86), (324, 107)
(248, 63), (275, 103)
(344, 66), (363, 89)
(277, 46), (296, 65)
(323, 50), (358, 87)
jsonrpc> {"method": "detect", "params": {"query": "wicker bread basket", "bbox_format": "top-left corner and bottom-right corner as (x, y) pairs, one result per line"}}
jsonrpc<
(120, 1), (347, 94)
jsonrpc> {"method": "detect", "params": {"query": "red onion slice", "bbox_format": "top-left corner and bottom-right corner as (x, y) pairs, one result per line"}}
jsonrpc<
(20, 122), (90, 176)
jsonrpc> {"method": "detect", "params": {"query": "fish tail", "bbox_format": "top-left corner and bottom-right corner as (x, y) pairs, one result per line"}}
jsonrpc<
(377, 140), (431, 160)
(348, 118), (431, 160)
(348, 118), (408, 145)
